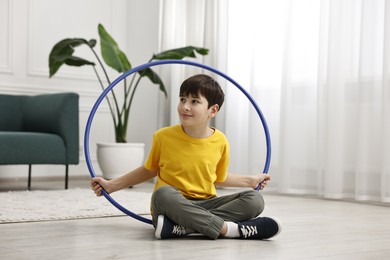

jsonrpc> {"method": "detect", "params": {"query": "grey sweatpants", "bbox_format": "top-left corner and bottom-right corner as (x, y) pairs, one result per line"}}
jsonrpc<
(151, 186), (265, 239)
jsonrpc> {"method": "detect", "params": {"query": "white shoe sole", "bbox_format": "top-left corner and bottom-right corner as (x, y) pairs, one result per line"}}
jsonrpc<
(154, 215), (164, 239)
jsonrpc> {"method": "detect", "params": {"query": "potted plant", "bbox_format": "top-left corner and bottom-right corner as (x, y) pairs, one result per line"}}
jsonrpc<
(49, 23), (208, 178)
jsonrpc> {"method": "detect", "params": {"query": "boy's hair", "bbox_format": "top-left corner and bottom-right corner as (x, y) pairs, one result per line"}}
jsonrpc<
(179, 74), (225, 109)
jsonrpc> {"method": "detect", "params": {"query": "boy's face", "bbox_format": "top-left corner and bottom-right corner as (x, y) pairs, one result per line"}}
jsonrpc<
(177, 94), (219, 128)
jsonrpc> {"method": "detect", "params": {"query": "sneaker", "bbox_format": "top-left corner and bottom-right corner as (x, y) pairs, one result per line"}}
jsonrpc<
(237, 217), (281, 240)
(155, 215), (187, 239)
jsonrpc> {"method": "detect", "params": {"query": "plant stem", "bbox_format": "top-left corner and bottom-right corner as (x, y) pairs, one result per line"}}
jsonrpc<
(124, 74), (143, 129)
(92, 66), (116, 125)
(88, 46), (121, 116)
(88, 45), (124, 141)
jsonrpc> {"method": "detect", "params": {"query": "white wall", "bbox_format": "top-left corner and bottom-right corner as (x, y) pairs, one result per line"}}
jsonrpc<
(0, 0), (161, 179)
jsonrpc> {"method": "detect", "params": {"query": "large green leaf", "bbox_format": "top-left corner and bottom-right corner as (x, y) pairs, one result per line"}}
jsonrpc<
(49, 38), (96, 77)
(98, 24), (131, 73)
(138, 68), (168, 97)
(152, 46), (209, 60)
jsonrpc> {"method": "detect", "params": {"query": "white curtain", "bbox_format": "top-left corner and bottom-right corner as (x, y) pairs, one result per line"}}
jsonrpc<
(159, 0), (390, 204)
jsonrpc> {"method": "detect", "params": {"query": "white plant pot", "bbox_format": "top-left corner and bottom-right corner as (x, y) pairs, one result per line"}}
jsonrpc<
(96, 142), (145, 179)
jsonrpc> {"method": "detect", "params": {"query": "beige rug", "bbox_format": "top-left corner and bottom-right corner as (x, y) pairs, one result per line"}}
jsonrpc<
(0, 188), (152, 223)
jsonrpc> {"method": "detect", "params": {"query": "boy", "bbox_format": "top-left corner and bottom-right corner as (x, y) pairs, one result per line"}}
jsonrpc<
(91, 74), (281, 240)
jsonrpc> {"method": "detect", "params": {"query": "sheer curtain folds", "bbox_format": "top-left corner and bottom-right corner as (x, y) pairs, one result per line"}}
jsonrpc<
(160, 0), (390, 203)
(226, 0), (390, 203)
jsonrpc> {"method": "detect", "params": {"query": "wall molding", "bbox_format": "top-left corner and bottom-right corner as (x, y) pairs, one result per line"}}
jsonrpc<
(0, 0), (12, 74)
(25, 0), (127, 81)
(0, 81), (99, 95)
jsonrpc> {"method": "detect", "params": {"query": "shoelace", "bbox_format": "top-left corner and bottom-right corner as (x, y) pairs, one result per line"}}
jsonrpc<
(172, 225), (186, 236)
(240, 225), (258, 238)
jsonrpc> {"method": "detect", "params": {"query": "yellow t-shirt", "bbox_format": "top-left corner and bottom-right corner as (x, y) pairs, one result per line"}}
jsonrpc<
(144, 124), (230, 199)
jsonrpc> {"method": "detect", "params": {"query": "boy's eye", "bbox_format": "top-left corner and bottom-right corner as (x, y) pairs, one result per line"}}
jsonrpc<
(180, 97), (200, 104)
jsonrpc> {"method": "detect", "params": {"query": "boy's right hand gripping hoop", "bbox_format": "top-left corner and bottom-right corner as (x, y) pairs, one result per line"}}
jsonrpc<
(84, 60), (272, 225)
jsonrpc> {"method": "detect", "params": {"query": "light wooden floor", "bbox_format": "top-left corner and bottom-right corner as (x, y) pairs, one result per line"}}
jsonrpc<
(1, 177), (389, 260)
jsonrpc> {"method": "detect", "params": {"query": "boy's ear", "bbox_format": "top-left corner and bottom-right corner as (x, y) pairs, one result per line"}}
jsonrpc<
(209, 104), (219, 118)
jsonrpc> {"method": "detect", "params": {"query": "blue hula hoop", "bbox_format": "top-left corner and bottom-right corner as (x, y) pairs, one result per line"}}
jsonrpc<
(84, 59), (271, 225)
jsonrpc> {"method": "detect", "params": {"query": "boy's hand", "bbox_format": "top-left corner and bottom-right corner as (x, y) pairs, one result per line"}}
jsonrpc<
(254, 173), (271, 190)
(91, 177), (111, 196)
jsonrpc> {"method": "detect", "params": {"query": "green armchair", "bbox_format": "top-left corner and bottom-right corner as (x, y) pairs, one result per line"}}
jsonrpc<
(0, 92), (79, 190)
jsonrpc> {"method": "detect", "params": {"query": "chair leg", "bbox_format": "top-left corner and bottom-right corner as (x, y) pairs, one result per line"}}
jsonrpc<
(28, 164), (32, 190)
(65, 164), (69, 189)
